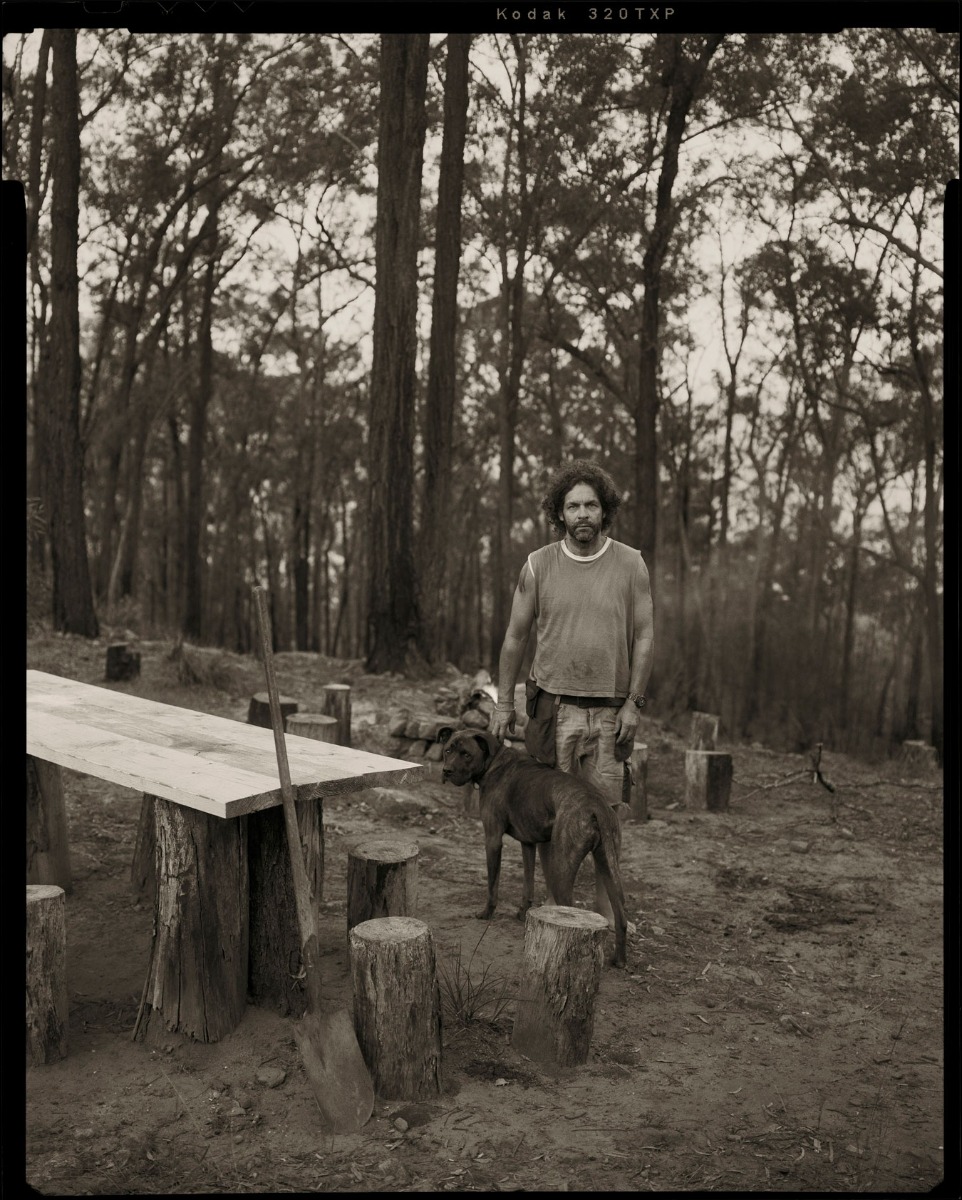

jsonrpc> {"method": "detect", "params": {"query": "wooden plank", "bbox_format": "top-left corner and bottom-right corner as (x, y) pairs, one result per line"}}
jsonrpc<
(26, 670), (422, 818)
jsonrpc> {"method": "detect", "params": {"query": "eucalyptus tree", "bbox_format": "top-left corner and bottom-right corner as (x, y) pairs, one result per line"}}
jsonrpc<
(366, 32), (431, 674)
(31, 29), (99, 635)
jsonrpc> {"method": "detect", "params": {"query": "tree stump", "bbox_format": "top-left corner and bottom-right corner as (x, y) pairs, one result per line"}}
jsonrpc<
(27, 757), (72, 892)
(347, 838), (419, 932)
(248, 692), (298, 729)
(285, 712), (340, 744)
(689, 711), (720, 750)
(26, 884), (68, 1065)
(322, 683), (352, 747)
(511, 906), (609, 1066)
(105, 642), (141, 681)
(349, 916), (442, 1100)
(130, 794), (156, 903)
(628, 742), (649, 821)
(900, 740), (939, 772)
(133, 797), (248, 1043)
(685, 750), (733, 811)
(248, 797), (324, 1016)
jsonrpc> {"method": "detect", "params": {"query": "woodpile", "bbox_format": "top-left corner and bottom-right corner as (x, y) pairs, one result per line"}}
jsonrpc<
(386, 671), (527, 765)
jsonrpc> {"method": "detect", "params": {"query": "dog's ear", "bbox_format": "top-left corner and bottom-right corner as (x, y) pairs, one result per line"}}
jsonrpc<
(470, 729), (501, 761)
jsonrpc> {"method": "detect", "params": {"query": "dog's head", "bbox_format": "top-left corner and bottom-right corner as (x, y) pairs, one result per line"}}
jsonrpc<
(441, 728), (502, 786)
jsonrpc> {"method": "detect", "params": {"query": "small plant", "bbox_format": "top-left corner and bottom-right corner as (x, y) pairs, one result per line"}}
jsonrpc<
(437, 925), (516, 1029)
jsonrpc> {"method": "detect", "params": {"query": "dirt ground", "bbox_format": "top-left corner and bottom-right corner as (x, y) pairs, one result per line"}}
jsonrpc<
(22, 634), (948, 1194)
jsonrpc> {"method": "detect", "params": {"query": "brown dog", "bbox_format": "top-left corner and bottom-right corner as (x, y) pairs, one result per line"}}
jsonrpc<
(441, 729), (628, 967)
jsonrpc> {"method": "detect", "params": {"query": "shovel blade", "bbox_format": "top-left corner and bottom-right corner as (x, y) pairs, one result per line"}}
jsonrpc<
(293, 1009), (375, 1133)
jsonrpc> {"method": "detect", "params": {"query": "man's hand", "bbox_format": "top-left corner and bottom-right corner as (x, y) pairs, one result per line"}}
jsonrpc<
(615, 700), (640, 746)
(491, 703), (517, 742)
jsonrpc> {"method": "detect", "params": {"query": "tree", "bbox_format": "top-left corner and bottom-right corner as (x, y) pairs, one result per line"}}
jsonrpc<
(366, 33), (430, 673)
(34, 30), (98, 636)
(418, 33), (471, 665)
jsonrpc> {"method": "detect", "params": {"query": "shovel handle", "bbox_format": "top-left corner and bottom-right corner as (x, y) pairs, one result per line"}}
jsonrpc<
(253, 586), (323, 1004)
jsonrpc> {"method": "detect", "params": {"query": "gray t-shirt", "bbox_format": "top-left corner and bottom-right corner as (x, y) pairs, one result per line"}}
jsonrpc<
(526, 537), (647, 697)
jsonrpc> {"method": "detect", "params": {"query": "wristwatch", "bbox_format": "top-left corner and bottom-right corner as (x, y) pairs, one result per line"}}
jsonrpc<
(628, 692), (647, 709)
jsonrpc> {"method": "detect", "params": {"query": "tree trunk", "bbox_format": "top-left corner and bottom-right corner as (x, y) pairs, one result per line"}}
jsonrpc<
(35, 30), (99, 637)
(26, 885), (69, 1065)
(183, 209), (218, 640)
(349, 916), (442, 1100)
(366, 33), (430, 674)
(419, 33), (471, 664)
(633, 35), (724, 584)
(134, 798), (248, 1043)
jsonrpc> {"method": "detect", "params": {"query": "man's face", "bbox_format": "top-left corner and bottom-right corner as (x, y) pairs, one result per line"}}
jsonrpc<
(561, 483), (604, 543)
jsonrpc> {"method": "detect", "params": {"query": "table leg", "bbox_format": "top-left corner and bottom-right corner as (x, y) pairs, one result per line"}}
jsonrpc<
(248, 794), (324, 1016)
(134, 796), (248, 1043)
(27, 756), (72, 892)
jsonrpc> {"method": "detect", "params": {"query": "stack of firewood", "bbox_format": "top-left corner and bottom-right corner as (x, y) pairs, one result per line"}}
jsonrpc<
(387, 673), (527, 764)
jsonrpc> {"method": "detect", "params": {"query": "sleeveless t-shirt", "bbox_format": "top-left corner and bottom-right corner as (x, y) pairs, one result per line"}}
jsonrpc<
(525, 537), (646, 697)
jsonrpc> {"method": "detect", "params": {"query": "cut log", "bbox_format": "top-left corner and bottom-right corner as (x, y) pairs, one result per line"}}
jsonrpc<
(285, 712), (340, 744)
(105, 642), (141, 682)
(347, 837), (419, 932)
(900, 740), (939, 772)
(416, 716), (456, 741)
(248, 692), (298, 729)
(460, 709), (489, 729)
(404, 739), (430, 760)
(349, 916), (442, 1100)
(26, 756), (72, 892)
(628, 742), (649, 821)
(388, 714), (410, 738)
(133, 797), (248, 1043)
(511, 906), (609, 1066)
(321, 683), (352, 747)
(424, 742), (444, 763)
(248, 796), (324, 1017)
(685, 749), (733, 811)
(130, 794), (156, 903)
(26, 884), (68, 1065)
(689, 711), (720, 750)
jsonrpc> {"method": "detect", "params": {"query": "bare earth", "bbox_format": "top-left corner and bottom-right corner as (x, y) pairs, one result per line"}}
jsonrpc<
(23, 636), (945, 1194)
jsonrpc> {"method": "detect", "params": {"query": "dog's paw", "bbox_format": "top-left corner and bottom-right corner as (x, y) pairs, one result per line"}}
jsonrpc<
(514, 906), (531, 922)
(474, 910), (495, 921)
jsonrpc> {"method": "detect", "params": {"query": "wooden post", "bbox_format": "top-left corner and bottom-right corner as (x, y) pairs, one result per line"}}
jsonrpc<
(248, 692), (298, 729)
(347, 838), (418, 931)
(27, 756), (72, 892)
(349, 916), (442, 1100)
(285, 712), (340, 744)
(130, 794), (156, 902)
(684, 749), (733, 811)
(26, 884), (68, 1065)
(248, 797), (324, 1017)
(105, 643), (141, 681)
(900, 740), (939, 772)
(689, 711), (720, 750)
(133, 797), (248, 1043)
(628, 742), (649, 821)
(511, 906), (609, 1066)
(322, 683), (352, 747)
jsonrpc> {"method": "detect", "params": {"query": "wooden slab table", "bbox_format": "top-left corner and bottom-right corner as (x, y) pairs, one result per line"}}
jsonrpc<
(26, 669), (422, 1042)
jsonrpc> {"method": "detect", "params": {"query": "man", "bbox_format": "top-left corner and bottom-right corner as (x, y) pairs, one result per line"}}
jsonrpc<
(490, 460), (654, 918)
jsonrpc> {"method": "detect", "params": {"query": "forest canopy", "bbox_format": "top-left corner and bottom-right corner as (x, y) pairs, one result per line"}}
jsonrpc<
(7, 27), (954, 761)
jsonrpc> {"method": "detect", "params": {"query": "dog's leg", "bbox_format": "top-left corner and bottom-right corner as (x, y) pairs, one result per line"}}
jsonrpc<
(517, 843), (536, 920)
(476, 834), (503, 920)
(592, 842), (628, 969)
(537, 842), (556, 904)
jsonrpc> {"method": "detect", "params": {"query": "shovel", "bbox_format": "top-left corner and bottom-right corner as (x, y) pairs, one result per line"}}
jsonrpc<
(252, 585), (374, 1133)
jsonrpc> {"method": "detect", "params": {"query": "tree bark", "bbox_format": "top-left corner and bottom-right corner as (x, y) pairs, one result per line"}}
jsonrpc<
(134, 798), (248, 1043)
(366, 34), (430, 674)
(26, 885), (69, 1065)
(346, 838), (419, 932)
(35, 30), (99, 637)
(633, 34), (724, 584)
(511, 906), (609, 1066)
(349, 916), (442, 1100)
(419, 33), (471, 664)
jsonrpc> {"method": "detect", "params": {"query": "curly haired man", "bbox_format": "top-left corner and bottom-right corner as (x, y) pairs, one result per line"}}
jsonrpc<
(490, 460), (655, 918)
